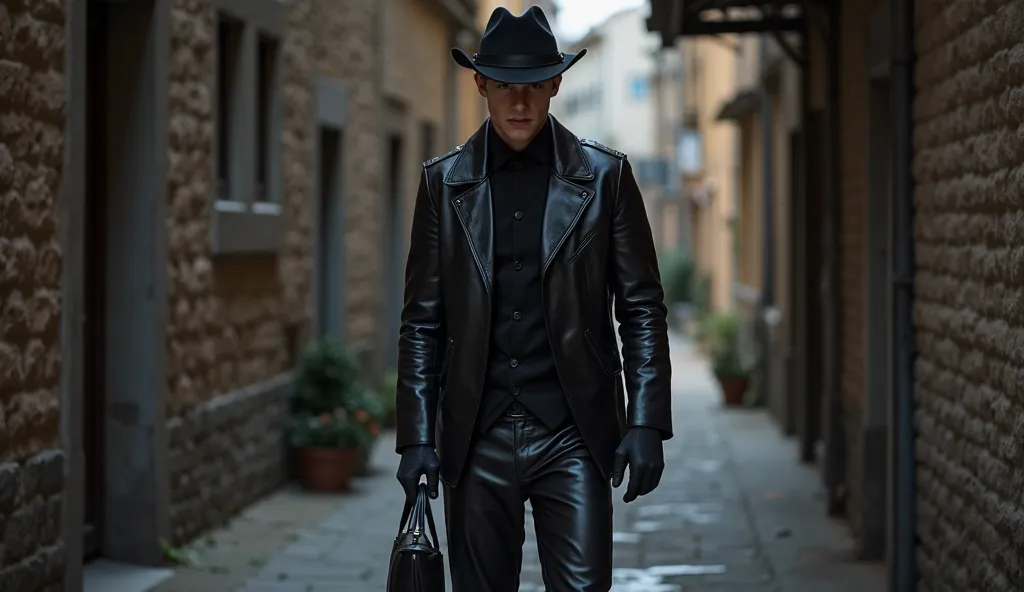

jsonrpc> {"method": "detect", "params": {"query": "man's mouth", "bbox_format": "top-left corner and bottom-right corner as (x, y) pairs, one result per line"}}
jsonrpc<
(509, 118), (531, 125)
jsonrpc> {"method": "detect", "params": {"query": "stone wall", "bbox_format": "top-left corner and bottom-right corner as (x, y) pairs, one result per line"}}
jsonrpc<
(166, 374), (292, 544)
(912, 0), (1024, 589)
(165, 0), (314, 542)
(0, 0), (68, 590)
(166, 0), (313, 416)
(311, 0), (383, 348)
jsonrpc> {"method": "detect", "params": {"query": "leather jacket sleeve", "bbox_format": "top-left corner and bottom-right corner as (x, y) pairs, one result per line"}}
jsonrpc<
(610, 158), (673, 439)
(395, 168), (445, 451)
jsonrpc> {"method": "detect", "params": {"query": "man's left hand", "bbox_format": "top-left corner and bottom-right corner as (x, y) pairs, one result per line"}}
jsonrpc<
(611, 426), (665, 503)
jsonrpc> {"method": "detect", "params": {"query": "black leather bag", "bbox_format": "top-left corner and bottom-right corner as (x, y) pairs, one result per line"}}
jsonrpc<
(386, 483), (445, 592)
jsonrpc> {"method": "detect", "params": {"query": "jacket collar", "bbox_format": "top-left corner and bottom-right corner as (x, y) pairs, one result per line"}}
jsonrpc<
(488, 118), (552, 171)
(444, 114), (594, 186)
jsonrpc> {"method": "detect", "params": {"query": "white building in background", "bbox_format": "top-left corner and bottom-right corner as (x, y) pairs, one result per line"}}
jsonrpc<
(552, 4), (690, 254)
(551, 5), (661, 159)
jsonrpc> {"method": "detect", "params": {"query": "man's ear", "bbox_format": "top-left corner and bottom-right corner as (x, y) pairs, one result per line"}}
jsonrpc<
(550, 74), (563, 97)
(474, 73), (488, 98)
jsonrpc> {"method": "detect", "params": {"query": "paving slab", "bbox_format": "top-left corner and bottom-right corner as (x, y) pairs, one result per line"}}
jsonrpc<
(150, 336), (886, 592)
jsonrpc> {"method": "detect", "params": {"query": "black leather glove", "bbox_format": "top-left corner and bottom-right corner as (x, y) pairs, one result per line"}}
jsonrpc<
(396, 445), (440, 503)
(611, 427), (665, 503)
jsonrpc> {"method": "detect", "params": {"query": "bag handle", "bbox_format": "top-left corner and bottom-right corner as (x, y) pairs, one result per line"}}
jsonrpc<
(395, 483), (441, 551)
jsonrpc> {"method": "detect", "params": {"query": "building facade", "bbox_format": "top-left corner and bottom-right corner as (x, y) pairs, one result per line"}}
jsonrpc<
(649, 0), (1024, 590)
(551, 6), (660, 159)
(0, 0), (473, 589)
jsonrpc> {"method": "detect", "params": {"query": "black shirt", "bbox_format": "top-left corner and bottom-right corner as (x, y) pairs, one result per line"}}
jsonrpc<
(477, 122), (572, 432)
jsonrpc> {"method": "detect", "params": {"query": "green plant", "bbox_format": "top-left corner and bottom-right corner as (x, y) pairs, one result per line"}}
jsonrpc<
(702, 311), (752, 378)
(659, 249), (695, 305)
(289, 409), (374, 450)
(291, 339), (363, 416)
(691, 272), (712, 316)
(349, 387), (388, 426)
(378, 369), (398, 418)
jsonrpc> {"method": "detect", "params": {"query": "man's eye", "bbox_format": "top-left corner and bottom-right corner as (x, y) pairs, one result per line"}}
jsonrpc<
(498, 84), (511, 90)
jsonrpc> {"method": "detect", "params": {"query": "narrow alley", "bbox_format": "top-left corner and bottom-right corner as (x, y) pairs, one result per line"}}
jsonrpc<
(147, 337), (884, 592)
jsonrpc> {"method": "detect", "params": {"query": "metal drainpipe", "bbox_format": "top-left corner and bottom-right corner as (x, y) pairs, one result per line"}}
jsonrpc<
(890, 0), (917, 586)
(758, 35), (775, 407)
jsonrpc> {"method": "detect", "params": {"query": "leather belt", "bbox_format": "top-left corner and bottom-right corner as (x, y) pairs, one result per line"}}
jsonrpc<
(504, 401), (529, 417)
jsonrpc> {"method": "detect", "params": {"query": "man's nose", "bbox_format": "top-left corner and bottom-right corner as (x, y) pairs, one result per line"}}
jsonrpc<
(509, 86), (529, 105)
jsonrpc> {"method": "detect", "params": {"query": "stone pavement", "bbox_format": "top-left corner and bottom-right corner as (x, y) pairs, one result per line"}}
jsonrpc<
(151, 338), (885, 592)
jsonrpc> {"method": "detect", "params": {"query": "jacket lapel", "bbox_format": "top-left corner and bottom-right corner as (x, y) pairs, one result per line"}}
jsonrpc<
(540, 115), (596, 277)
(444, 116), (596, 288)
(445, 122), (494, 295)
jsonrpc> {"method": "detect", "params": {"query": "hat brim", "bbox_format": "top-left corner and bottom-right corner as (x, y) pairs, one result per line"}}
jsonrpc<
(452, 48), (587, 84)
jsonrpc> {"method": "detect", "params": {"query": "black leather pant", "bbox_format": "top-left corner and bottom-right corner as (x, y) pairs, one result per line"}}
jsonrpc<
(443, 403), (613, 592)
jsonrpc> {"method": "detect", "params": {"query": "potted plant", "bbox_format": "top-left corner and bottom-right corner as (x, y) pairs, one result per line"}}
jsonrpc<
(349, 388), (386, 476)
(703, 311), (753, 406)
(289, 409), (371, 491)
(659, 249), (695, 329)
(378, 369), (399, 428)
(290, 339), (369, 491)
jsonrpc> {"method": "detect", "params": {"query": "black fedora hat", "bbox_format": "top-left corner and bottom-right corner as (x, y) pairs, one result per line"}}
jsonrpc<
(452, 6), (586, 85)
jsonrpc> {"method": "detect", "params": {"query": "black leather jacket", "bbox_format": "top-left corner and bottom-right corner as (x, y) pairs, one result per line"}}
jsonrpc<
(396, 115), (672, 487)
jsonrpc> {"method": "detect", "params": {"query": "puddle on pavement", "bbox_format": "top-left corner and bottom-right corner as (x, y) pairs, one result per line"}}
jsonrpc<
(518, 564), (728, 591)
(613, 531), (642, 544)
(647, 564), (728, 577)
(632, 502), (723, 530)
(684, 458), (723, 473)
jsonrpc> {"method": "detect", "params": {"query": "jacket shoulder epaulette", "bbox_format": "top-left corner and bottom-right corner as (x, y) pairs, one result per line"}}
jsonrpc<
(580, 138), (626, 159)
(423, 144), (464, 168)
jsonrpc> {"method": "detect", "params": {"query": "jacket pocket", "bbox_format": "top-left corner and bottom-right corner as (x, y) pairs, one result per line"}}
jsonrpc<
(583, 329), (622, 377)
(439, 338), (455, 387)
(567, 224), (602, 267)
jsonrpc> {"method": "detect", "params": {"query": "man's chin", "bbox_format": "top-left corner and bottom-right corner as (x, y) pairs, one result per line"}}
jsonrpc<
(506, 127), (538, 140)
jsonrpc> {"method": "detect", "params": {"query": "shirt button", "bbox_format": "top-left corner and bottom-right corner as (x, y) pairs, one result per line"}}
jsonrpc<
(514, 210), (524, 220)
(509, 358), (519, 368)
(512, 386), (521, 396)
(513, 311), (522, 321)
(514, 261), (523, 271)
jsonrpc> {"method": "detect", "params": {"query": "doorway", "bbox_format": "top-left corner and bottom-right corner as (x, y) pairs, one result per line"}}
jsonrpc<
(861, 73), (893, 560)
(316, 126), (344, 339)
(79, 0), (171, 566)
(83, 0), (109, 560)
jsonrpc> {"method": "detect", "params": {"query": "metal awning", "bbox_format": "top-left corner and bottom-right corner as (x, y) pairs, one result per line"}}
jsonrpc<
(646, 0), (807, 46)
(716, 90), (760, 121)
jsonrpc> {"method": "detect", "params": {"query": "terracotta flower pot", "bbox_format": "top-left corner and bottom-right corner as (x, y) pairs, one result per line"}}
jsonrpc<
(297, 447), (358, 492)
(715, 375), (749, 407)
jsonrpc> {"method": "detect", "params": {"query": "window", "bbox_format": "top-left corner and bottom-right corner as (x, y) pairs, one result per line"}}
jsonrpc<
(216, 15), (242, 199)
(256, 34), (278, 202)
(210, 0), (287, 255)
(629, 76), (649, 101)
(677, 127), (702, 175)
(633, 158), (670, 188)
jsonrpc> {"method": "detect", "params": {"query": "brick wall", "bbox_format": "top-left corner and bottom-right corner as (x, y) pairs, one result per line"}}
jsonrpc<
(837, 0), (882, 536)
(912, 1), (1024, 589)
(0, 0), (68, 589)
(165, 0), (315, 543)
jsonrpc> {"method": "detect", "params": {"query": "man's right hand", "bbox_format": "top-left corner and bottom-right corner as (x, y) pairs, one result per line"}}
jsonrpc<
(396, 445), (441, 503)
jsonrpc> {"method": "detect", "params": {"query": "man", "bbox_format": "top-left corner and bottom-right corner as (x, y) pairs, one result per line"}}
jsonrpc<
(395, 6), (672, 591)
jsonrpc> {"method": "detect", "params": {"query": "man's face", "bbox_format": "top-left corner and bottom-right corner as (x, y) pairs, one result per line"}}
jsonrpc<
(475, 74), (562, 151)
